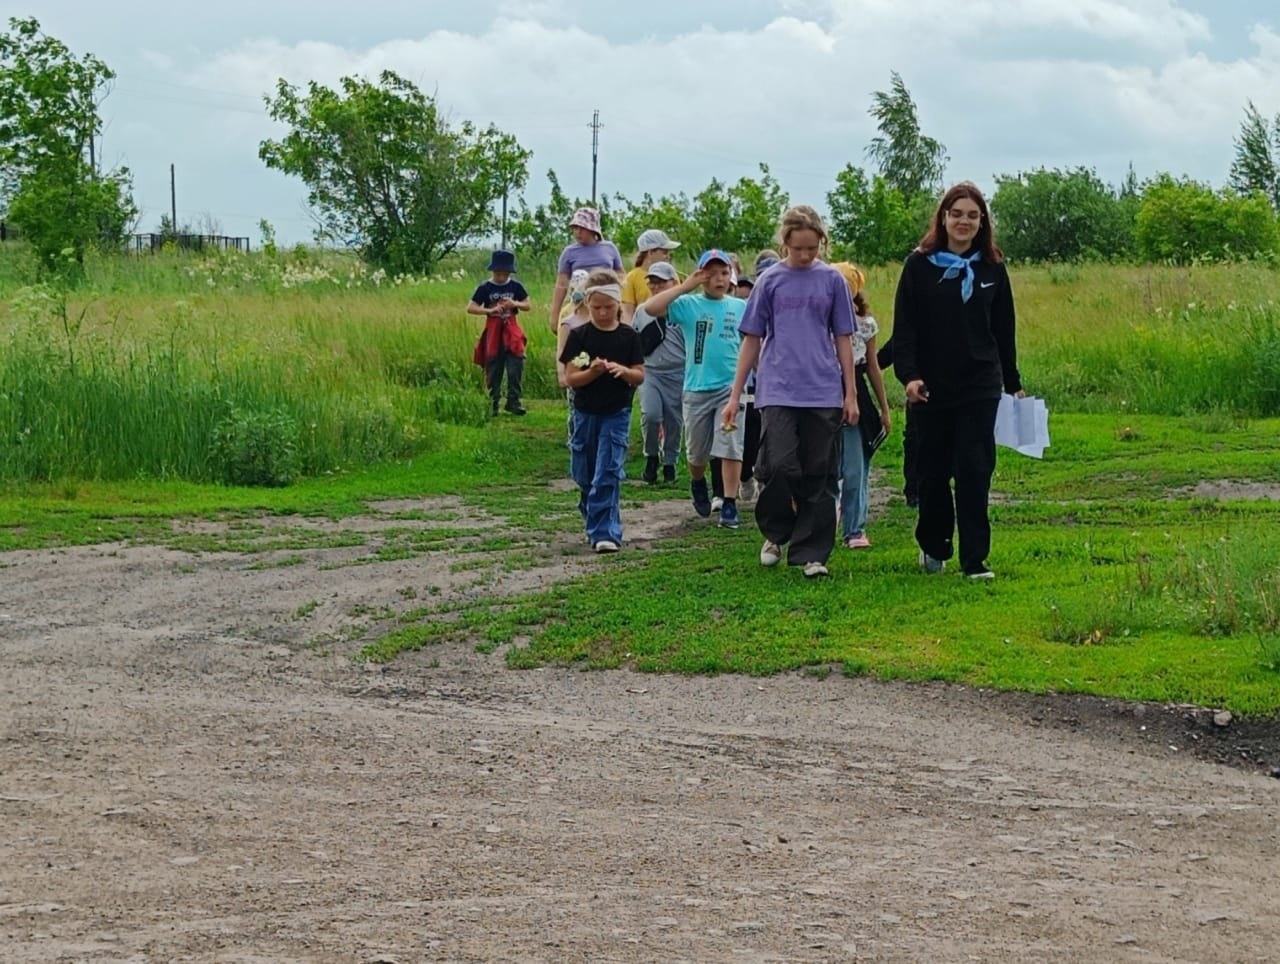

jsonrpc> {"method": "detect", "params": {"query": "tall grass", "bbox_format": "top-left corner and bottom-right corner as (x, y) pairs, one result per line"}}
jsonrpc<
(2, 245), (1278, 484)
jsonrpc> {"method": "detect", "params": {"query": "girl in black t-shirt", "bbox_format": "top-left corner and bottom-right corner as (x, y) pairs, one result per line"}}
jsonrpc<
(558, 271), (645, 553)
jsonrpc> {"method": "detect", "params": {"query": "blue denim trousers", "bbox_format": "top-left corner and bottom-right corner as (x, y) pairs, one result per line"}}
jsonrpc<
(838, 424), (870, 540)
(570, 407), (631, 546)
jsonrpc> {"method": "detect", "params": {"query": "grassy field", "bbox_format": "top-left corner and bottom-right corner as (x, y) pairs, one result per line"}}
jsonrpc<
(3, 245), (1280, 714)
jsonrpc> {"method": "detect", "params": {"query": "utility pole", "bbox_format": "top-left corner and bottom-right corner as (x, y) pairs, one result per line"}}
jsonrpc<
(589, 109), (602, 205)
(170, 163), (177, 231)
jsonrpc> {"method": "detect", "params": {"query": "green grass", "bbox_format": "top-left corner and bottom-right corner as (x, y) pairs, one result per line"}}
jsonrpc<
(2, 248), (1280, 485)
(357, 411), (1280, 716)
(4, 249), (1280, 715)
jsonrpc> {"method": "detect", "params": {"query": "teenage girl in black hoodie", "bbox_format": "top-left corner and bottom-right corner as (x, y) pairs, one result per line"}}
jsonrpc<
(891, 182), (1025, 580)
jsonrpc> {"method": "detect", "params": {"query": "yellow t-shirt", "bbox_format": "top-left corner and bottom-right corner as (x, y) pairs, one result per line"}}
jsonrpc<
(620, 266), (650, 307)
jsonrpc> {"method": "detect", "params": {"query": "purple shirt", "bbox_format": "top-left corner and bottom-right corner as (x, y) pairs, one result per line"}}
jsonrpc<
(557, 240), (623, 276)
(739, 261), (855, 408)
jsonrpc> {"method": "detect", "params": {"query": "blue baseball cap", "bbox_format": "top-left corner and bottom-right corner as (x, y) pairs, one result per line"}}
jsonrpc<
(697, 248), (732, 269)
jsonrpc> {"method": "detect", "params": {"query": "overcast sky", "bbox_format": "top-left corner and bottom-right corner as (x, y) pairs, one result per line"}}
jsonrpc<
(7, 0), (1279, 245)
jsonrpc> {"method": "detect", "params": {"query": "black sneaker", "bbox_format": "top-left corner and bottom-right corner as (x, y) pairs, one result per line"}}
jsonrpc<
(504, 402), (527, 416)
(662, 464), (676, 483)
(642, 455), (659, 484)
(691, 478), (712, 517)
(490, 401), (500, 417)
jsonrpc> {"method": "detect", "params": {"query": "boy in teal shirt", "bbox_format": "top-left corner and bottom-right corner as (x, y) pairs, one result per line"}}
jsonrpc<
(641, 249), (747, 528)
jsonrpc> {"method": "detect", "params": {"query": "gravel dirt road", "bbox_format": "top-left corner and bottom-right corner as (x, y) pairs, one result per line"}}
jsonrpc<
(2, 498), (1277, 962)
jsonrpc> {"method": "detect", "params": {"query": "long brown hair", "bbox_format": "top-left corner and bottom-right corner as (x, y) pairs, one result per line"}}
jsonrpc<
(917, 182), (1003, 263)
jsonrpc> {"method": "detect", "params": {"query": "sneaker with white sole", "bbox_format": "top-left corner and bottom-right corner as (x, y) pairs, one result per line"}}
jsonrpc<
(918, 550), (945, 574)
(966, 566), (995, 580)
(760, 540), (782, 567)
(594, 540), (619, 554)
(718, 499), (740, 529)
(803, 561), (829, 578)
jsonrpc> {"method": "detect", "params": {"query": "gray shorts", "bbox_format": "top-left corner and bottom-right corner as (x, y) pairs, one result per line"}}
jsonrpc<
(683, 387), (744, 465)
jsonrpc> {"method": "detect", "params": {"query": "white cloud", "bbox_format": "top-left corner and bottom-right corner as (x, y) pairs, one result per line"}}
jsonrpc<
(819, 0), (1209, 54)
(96, 1), (1280, 243)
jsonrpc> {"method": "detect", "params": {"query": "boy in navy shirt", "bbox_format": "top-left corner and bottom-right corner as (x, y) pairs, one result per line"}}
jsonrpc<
(468, 250), (531, 415)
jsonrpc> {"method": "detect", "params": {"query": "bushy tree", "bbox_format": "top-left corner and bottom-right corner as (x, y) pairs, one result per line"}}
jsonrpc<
(867, 71), (947, 199)
(826, 164), (930, 265)
(720, 164), (790, 254)
(506, 169), (578, 258)
(607, 189), (697, 258)
(0, 17), (136, 272)
(1228, 101), (1280, 209)
(599, 164), (788, 263)
(991, 167), (1136, 261)
(1135, 174), (1279, 262)
(260, 70), (530, 274)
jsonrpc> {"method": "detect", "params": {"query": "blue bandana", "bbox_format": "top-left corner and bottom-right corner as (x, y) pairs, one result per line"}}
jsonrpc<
(927, 250), (983, 303)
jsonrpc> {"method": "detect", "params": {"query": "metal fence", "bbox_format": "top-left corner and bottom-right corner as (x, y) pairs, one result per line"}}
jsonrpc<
(131, 233), (250, 254)
(0, 225), (251, 252)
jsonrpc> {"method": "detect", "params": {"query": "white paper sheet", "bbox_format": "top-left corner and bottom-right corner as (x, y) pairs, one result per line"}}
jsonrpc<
(995, 393), (1050, 458)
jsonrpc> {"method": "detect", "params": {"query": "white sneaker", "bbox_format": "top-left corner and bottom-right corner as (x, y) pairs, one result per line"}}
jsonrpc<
(594, 540), (619, 554)
(760, 540), (782, 567)
(710, 496), (724, 513)
(803, 561), (829, 578)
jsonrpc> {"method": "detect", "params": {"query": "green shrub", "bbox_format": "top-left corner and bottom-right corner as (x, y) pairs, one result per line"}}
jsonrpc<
(1136, 175), (1280, 263)
(209, 406), (300, 486)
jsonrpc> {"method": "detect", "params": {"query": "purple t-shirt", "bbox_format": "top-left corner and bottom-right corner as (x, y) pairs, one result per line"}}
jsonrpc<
(557, 240), (623, 276)
(739, 261), (855, 408)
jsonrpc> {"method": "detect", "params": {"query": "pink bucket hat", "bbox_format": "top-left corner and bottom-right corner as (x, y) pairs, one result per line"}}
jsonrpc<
(568, 207), (603, 238)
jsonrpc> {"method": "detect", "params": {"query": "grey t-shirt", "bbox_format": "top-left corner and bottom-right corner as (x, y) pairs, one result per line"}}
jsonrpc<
(632, 306), (685, 374)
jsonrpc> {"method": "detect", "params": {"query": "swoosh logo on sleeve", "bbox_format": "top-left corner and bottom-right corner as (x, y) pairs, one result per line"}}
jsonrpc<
(980, 282), (996, 288)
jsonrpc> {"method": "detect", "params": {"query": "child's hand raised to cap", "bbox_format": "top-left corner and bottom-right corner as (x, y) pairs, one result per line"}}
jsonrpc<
(681, 268), (708, 291)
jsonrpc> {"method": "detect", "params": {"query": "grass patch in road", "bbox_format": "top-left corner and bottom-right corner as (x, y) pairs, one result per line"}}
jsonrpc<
(364, 413), (1280, 716)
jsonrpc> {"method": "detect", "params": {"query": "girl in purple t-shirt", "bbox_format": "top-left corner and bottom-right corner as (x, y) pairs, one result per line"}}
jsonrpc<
(723, 205), (858, 578)
(547, 207), (623, 333)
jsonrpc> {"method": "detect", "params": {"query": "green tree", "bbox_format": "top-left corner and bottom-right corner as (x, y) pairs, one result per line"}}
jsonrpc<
(606, 164), (788, 263)
(1135, 174), (1279, 263)
(506, 169), (614, 260)
(991, 167), (1136, 261)
(689, 164), (790, 256)
(607, 189), (696, 258)
(1228, 101), (1280, 209)
(507, 169), (577, 258)
(259, 70), (531, 274)
(0, 17), (136, 272)
(826, 164), (929, 265)
(867, 71), (947, 199)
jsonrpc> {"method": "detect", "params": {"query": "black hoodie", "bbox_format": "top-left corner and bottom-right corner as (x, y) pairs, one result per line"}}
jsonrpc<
(890, 249), (1022, 408)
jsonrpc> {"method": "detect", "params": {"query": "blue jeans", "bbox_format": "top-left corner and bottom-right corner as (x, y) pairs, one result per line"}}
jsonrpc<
(570, 407), (631, 546)
(839, 424), (870, 539)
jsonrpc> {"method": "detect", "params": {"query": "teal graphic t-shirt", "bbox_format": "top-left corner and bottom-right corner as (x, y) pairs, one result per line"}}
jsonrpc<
(666, 293), (745, 392)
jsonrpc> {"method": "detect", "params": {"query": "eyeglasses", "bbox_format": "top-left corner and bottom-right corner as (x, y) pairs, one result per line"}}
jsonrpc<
(947, 209), (982, 222)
